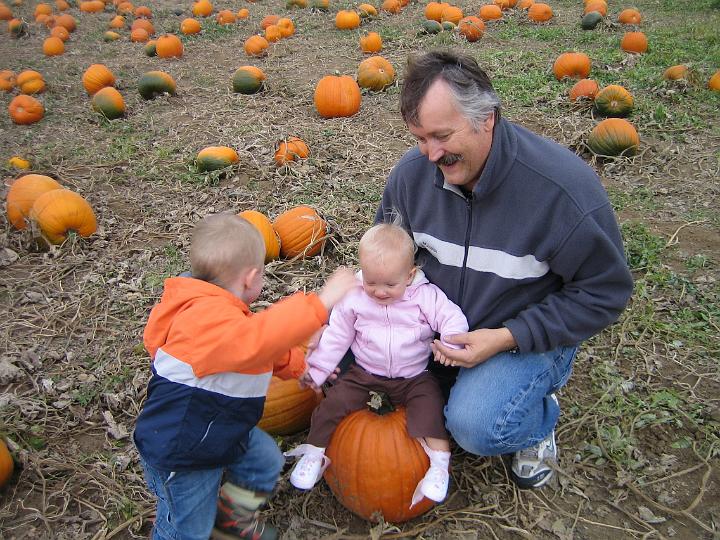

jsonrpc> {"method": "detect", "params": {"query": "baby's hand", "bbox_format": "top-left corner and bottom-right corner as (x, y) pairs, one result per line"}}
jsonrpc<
(298, 371), (321, 393)
(318, 267), (356, 310)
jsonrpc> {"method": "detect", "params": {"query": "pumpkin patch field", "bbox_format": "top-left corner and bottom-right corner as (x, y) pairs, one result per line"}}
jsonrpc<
(1, 0), (719, 536)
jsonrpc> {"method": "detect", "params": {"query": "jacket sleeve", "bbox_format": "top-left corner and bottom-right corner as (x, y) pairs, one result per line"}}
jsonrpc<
(421, 285), (469, 349)
(305, 298), (358, 386)
(504, 204), (634, 353)
(177, 292), (327, 377)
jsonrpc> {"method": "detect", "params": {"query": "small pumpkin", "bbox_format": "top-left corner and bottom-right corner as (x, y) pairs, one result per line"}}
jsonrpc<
(424, 1), (448, 21)
(583, 0), (606, 16)
(156, 34), (183, 58)
(135, 5), (152, 17)
(216, 9), (235, 23)
(422, 19), (442, 34)
(0, 70), (15, 92)
(272, 205), (328, 258)
(274, 136), (309, 166)
(196, 146), (239, 172)
(479, 4), (502, 21)
(30, 189), (97, 245)
(569, 78), (599, 101)
(360, 31), (382, 53)
(6, 174), (62, 229)
(708, 70), (720, 92)
(82, 64), (115, 95)
(92, 86), (125, 119)
(311, 0), (330, 10)
(335, 9), (360, 29)
(0, 4), (12, 19)
(527, 2), (552, 22)
(260, 14), (280, 29)
(238, 210), (281, 263)
(243, 35), (269, 57)
(131, 18), (154, 35)
(277, 18), (295, 37)
(8, 18), (27, 37)
(138, 70), (176, 99)
(594, 84), (634, 117)
(324, 402), (435, 523)
(621, 31), (648, 54)
(0, 440), (14, 489)
(192, 0), (212, 17)
(50, 25), (70, 41)
(552, 52), (591, 80)
(357, 56), (396, 91)
(103, 30), (121, 41)
(618, 8), (641, 25)
(19, 76), (46, 95)
(54, 13), (76, 32)
(144, 40), (157, 56)
(587, 118), (639, 157)
(8, 94), (44, 125)
(581, 11), (602, 30)
(458, 15), (485, 41)
(237, 8), (249, 19)
(440, 5), (463, 23)
(663, 65), (688, 81)
(180, 17), (201, 34)
(108, 14), (125, 28)
(79, 0), (104, 12)
(314, 75), (361, 118)
(358, 3), (377, 17)
(232, 66), (266, 94)
(518, 0), (534, 8)
(8, 156), (31, 170)
(286, 0), (308, 8)
(264, 24), (282, 42)
(43, 36), (65, 56)
(257, 377), (322, 434)
(381, 0), (401, 13)
(34, 3), (52, 17)
(130, 27), (149, 42)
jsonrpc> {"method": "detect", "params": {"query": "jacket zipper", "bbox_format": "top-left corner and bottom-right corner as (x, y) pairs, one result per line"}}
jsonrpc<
(459, 193), (473, 305)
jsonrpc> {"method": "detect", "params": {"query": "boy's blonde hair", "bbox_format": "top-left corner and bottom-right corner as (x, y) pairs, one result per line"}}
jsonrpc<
(190, 213), (265, 288)
(358, 223), (416, 268)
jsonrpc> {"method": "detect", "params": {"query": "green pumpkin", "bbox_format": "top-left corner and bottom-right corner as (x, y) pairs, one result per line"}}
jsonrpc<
(587, 118), (639, 157)
(196, 146), (239, 172)
(144, 40), (157, 57)
(103, 31), (121, 42)
(232, 68), (264, 95)
(91, 87), (125, 120)
(422, 19), (443, 34)
(594, 85), (634, 117)
(441, 21), (456, 31)
(138, 71), (177, 100)
(581, 11), (602, 30)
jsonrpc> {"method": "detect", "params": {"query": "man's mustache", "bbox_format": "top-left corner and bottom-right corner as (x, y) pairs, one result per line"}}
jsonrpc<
(437, 153), (462, 166)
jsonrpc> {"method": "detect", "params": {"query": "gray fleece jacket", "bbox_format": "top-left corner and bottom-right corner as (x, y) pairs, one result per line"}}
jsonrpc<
(376, 118), (633, 353)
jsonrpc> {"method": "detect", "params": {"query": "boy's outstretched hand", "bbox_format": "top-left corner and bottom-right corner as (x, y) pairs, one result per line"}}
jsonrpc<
(317, 267), (356, 310)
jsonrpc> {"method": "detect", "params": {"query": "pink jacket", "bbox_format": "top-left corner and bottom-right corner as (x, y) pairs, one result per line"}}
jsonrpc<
(306, 270), (469, 386)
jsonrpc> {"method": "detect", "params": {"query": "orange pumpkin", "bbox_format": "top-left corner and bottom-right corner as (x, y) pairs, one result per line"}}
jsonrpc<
(274, 136), (309, 166)
(552, 52), (591, 80)
(621, 31), (648, 54)
(196, 146), (239, 172)
(50, 24), (70, 40)
(156, 34), (183, 58)
(130, 27), (149, 42)
(381, 0), (401, 13)
(8, 18), (27, 37)
(264, 24), (282, 42)
(587, 118), (639, 157)
(358, 3), (378, 17)
(0, 4), (12, 19)
(314, 75), (361, 118)
(257, 377), (322, 435)
(440, 5), (463, 23)
(569, 78), (599, 101)
(54, 13), (76, 32)
(192, 0), (212, 17)
(360, 31), (382, 53)
(34, 3), (52, 17)
(236, 8), (249, 18)
(518, 0), (534, 9)
(458, 15), (485, 41)
(108, 14), (125, 28)
(276, 17), (295, 37)
(30, 189), (98, 245)
(583, 0), (606, 16)
(79, 0), (104, 12)
(708, 70), (720, 92)
(618, 8), (641, 24)
(244, 35), (269, 57)
(479, 4), (502, 20)
(424, 1), (448, 21)
(663, 65), (688, 81)
(55, 0), (70, 10)
(42, 36), (65, 56)
(0, 70), (15, 92)
(216, 9), (235, 23)
(8, 94), (44, 125)
(260, 14), (280, 29)
(91, 86), (125, 119)
(180, 17), (201, 34)
(82, 64), (115, 95)
(6, 174), (62, 229)
(238, 210), (280, 263)
(272, 205), (328, 258)
(357, 55), (396, 91)
(335, 9), (360, 29)
(134, 5), (151, 17)
(594, 84), (634, 117)
(104, 30), (121, 41)
(0, 440), (13, 489)
(131, 17), (154, 34)
(527, 2), (552, 21)
(324, 405), (435, 523)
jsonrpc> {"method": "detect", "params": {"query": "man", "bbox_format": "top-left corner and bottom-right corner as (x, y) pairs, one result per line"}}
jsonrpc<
(376, 50), (633, 489)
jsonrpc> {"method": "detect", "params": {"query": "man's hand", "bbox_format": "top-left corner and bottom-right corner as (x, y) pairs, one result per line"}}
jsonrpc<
(431, 327), (517, 368)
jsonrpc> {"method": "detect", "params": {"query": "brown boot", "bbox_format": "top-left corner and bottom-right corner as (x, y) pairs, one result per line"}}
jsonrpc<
(211, 483), (278, 540)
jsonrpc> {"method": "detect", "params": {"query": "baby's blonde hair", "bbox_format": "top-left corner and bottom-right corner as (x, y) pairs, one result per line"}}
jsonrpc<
(358, 222), (415, 269)
(190, 213), (265, 289)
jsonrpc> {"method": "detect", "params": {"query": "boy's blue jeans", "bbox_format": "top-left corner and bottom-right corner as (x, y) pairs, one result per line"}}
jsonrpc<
(140, 427), (284, 540)
(444, 345), (577, 456)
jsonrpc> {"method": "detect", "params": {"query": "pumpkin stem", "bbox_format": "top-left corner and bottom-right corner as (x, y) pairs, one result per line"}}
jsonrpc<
(366, 390), (394, 415)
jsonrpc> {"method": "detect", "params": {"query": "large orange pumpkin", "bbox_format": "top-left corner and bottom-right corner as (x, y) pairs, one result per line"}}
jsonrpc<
(238, 210), (280, 263)
(621, 31), (648, 54)
(357, 56), (396, 91)
(0, 440), (13, 489)
(30, 189), (98, 244)
(257, 377), (322, 435)
(6, 174), (62, 229)
(156, 34), (183, 58)
(314, 75), (361, 118)
(82, 64), (116, 95)
(324, 404), (435, 523)
(8, 94), (44, 125)
(272, 205), (328, 258)
(552, 52), (591, 80)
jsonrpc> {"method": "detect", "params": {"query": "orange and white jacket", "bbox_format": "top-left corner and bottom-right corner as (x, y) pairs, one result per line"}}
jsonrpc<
(134, 277), (327, 471)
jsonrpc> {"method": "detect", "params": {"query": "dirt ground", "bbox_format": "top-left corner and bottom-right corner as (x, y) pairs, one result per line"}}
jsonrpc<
(0, 0), (718, 538)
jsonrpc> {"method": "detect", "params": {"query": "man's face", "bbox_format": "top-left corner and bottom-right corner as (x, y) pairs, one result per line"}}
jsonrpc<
(408, 79), (495, 191)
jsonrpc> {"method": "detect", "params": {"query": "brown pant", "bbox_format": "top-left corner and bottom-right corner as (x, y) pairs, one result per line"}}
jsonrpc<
(306, 364), (449, 447)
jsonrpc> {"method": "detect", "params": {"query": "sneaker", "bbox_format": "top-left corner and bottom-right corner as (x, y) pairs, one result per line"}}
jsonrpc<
(287, 447), (330, 490)
(509, 394), (559, 489)
(418, 464), (449, 502)
(212, 497), (277, 540)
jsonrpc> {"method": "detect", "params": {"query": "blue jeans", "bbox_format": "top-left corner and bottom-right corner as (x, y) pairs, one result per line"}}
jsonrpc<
(140, 427), (284, 540)
(444, 345), (577, 456)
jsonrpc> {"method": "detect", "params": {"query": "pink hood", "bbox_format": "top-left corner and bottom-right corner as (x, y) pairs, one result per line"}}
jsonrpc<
(306, 270), (468, 386)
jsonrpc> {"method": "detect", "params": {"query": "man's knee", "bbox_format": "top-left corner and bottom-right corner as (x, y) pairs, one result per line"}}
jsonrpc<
(445, 403), (507, 456)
